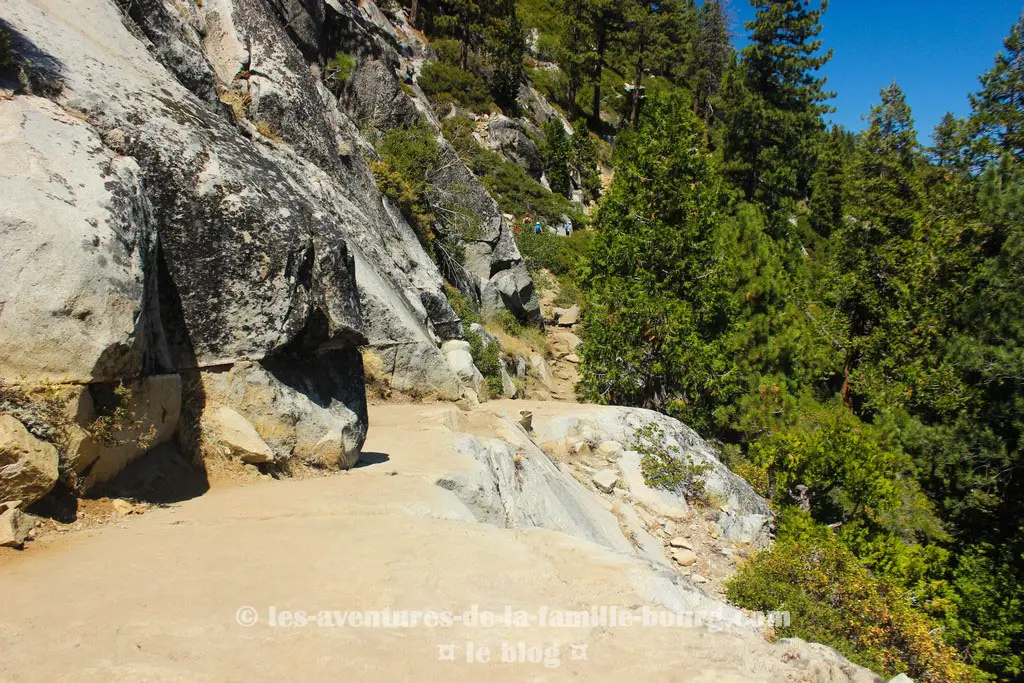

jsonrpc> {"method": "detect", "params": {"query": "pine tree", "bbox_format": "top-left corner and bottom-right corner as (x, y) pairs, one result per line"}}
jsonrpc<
(969, 12), (1024, 165)
(484, 0), (525, 108)
(557, 0), (590, 120)
(931, 112), (970, 169)
(850, 83), (920, 237)
(723, 0), (833, 215)
(688, 0), (731, 127)
(808, 126), (849, 236)
(542, 119), (573, 197)
(585, 0), (624, 129)
(622, 0), (670, 126)
(832, 83), (924, 408)
(570, 118), (601, 201)
(578, 93), (736, 420)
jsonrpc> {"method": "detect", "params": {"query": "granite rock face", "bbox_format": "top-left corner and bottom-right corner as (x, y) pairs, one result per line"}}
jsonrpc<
(0, 0), (510, 484)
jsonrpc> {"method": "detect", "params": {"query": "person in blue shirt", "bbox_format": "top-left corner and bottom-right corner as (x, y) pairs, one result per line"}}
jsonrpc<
(534, 222), (542, 235)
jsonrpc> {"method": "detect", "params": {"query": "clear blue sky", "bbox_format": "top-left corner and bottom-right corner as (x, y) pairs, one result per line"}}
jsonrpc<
(726, 0), (1022, 141)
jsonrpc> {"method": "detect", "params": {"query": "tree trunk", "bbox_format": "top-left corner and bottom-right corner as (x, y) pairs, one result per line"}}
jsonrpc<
(590, 20), (607, 129)
(409, 0), (419, 28)
(630, 55), (644, 127)
(567, 0), (583, 120)
(840, 353), (854, 410)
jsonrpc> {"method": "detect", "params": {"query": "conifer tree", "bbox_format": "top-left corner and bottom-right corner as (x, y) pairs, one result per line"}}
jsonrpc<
(542, 119), (573, 197)
(585, 0), (624, 129)
(723, 0), (833, 215)
(850, 83), (920, 237)
(556, 0), (590, 120)
(808, 126), (849, 236)
(969, 12), (1024, 165)
(484, 0), (525, 108)
(688, 0), (731, 127)
(570, 119), (601, 201)
(578, 93), (735, 419)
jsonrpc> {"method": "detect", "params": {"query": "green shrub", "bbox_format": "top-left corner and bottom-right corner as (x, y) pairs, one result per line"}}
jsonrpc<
(440, 116), (578, 227)
(553, 275), (584, 309)
(726, 510), (986, 682)
(445, 284), (482, 326)
(490, 309), (522, 337)
(372, 122), (442, 247)
(325, 52), (357, 96)
(0, 28), (13, 73)
(465, 328), (504, 399)
(516, 229), (588, 276)
(430, 38), (463, 66)
(633, 423), (710, 501)
(419, 61), (492, 112)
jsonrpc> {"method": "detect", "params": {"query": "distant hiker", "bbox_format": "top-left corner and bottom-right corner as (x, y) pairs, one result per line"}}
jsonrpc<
(564, 223), (572, 237)
(534, 222), (542, 235)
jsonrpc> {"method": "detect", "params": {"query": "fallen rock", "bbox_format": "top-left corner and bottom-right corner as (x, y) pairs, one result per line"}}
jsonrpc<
(691, 573), (708, 584)
(673, 549), (697, 566)
(669, 537), (694, 550)
(200, 405), (275, 464)
(442, 340), (484, 393)
(0, 414), (59, 507)
(552, 305), (580, 327)
(201, 355), (367, 470)
(565, 354), (581, 364)
(0, 507), (37, 548)
(888, 675), (914, 683)
(595, 441), (624, 459)
(529, 354), (555, 391)
(592, 469), (620, 493)
(547, 330), (581, 359)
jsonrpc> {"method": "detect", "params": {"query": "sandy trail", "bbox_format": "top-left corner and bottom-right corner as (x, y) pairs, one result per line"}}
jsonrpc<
(1, 403), (851, 682)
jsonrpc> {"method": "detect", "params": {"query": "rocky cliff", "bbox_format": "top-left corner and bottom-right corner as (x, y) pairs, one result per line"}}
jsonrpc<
(0, 0), (540, 490)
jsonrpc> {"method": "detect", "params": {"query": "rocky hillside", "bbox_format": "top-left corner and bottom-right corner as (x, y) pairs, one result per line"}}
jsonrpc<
(0, 0), (547, 500)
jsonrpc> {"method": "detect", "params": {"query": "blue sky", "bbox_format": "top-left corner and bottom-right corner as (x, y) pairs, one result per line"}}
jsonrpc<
(726, 0), (1022, 141)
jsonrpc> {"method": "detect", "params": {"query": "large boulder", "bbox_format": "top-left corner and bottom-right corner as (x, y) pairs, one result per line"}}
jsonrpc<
(200, 351), (367, 470)
(0, 414), (59, 507)
(481, 116), (543, 180)
(441, 340), (484, 395)
(199, 405), (274, 464)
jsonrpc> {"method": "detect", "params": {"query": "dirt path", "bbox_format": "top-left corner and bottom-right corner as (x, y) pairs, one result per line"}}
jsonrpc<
(0, 404), (870, 682)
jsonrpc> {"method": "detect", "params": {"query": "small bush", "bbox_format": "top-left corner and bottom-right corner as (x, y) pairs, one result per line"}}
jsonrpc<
(490, 309), (523, 337)
(325, 52), (357, 96)
(633, 423), (710, 501)
(88, 383), (156, 450)
(220, 89), (251, 121)
(445, 284), (482, 326)
(419, 61), (492, 113)
(726, 510), (986, 682)
(440, 116), (579, 228)
(517, 229), (589, 275)
(0, 28), (14, 73)
(254, 120), (281, 141)
(430, 38), (463, 66)
(466, 329), (504, 399)
(372, 122), (442, 247)
(553, 275), (584, 309)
